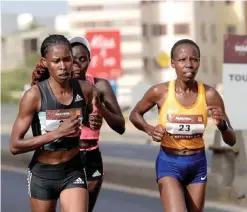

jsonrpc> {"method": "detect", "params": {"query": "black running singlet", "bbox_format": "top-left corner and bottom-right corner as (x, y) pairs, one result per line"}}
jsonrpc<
(31, 79), (87, 151)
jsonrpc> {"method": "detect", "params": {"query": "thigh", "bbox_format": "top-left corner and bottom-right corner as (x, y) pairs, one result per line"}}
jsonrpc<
(88, 179), (103, 193)
(60, 188), (88, 212)
(62, 169), (88, 191)
(185, 155), (207, 211)
(60, 170), (88, 212)
(186, 183), (206, 212)
(30, 198), (57, 212)
(88, 179), (103, 212)
(158, 177), (187, 212)
(85, 149), (104, 212)
(155, 150), (184, 183)
(28, 169), (59, 201)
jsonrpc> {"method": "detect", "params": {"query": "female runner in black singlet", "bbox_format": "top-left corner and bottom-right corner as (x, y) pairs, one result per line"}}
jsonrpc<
(10, 34), (98, 212)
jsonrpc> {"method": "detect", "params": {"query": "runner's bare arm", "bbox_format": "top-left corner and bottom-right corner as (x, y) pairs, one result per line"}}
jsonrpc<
(206, 86), (236, 146)
(10, 87), (64, 154)
(78, 80), (94, 125)
(129, 85), (163, 136)
(95, 78), (125, 134)
(78, 80), (94, 105)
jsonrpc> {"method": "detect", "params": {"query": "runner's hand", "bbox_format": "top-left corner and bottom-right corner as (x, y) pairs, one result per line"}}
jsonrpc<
(151, 124), (166, 142)
(207, 106), (224, 127)
(89, 113), (103, 130)
(92, 87), (101, 108)
(89, 87), (103, 130)
(56, 114), (81, 137)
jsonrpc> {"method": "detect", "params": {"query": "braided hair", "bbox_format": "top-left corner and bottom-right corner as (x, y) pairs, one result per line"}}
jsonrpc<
(31, 62), (49, 86)
(31, 34), (72, 86)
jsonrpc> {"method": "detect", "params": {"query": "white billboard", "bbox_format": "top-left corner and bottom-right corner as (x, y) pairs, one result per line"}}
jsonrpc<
(223, 34), (247, 130)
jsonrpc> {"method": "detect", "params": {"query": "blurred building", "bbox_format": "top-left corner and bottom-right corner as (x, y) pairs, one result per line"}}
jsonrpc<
(217, 1), (247, 34)
(1, 27), (61, 72)
(142, 1), (222, 87)
(68, 0), (143, 76)
(215, 0), (247, 86)
(142, 0), (247, 87)
(68, 0), (143, 109)
(246, 1), (247, 33)
(68, 0), (247, 88)
(67, 0), (247, 109)
(1, 28), (55, 72)
(213, 1), (247, 96)
(1, 13), (59, 72)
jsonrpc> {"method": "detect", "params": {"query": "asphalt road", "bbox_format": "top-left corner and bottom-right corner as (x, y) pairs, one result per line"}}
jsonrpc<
(1, 169), (237, 212)
(1, 133), (213, 168)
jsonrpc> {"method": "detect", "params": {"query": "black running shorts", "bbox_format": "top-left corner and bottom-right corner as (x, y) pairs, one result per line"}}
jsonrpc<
(27, 153), (87, 200)
(81, 148), (104, 181)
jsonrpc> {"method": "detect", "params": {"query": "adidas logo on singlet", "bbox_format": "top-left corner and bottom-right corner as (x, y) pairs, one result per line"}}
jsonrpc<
(75, 94), (83, 102)
(73, 177), (85, 184)
(92, 170), (101, 177)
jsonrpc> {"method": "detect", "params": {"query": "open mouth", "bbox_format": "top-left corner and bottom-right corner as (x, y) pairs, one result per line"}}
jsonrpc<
(59, 72), (69, 79)
(183, 71), (195, 78)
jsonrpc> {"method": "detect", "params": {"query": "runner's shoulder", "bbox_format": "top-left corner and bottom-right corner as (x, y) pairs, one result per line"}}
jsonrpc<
(202, 83), (218, 96)
(150, 82), (169, 95)
(20, 85), (40, 109)
(23, 85), (40, 100)
(94, 77), (110, 86)
(201, 82), (221, 101)
(93, 77), (112, 92)
(141, 82), (168, 102)
(77, 79), (94, 89)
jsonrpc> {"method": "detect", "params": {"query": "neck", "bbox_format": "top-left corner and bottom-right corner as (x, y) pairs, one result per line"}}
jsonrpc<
(80, 74), (86, 81)
(175, 79), (196, 93)
(48, 77), (71, 94)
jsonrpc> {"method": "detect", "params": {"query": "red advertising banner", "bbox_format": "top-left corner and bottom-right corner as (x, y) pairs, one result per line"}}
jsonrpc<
(224, 34), (247, 64)
(86, 31), (122, 79)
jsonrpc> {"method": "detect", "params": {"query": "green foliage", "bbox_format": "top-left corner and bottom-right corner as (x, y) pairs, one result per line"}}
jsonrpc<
(1, 53), (39, 103)
(25, 53), (39, 68)
(29, 22), (40, 30)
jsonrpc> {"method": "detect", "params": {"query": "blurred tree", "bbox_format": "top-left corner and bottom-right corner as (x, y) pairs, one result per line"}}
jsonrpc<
(25, 53), (39, 68)
(29, 22), (40, 30)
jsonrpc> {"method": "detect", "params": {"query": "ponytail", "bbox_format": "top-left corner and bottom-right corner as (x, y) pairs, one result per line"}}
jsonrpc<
(31, 62), (49, 86)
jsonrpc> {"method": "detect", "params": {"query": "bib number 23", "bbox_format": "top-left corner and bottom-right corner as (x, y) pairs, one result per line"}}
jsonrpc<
(179, 124), (190, 132)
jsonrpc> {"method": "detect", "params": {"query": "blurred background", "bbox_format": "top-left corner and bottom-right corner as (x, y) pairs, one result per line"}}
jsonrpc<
(1, 1), (247, 212)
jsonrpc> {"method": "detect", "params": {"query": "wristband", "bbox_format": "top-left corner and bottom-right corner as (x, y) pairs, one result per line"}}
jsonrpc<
(218, 120), (228, 132)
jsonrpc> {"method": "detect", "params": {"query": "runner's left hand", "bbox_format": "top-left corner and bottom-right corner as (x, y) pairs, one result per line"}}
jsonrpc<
(89, 88), (103, 130)
(89, 113), (103, 130)
(207, 106), (224, 127)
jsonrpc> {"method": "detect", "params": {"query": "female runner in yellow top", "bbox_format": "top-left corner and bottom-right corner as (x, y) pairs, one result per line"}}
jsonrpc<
(129, 39), (236, 212)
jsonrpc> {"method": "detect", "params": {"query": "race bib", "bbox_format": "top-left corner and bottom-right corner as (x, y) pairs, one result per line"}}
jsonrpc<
(45, 108), (83, 132)
(166, 114), (205, 139)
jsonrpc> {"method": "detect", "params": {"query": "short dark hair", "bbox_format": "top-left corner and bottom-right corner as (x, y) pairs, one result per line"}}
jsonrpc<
(71, 42), (90, 58)
(170, 39), (200, 59)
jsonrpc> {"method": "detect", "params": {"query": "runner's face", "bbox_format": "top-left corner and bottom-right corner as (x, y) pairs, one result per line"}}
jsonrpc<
(171, 44), (200, 83)
(42, 44), (73, 83)
(72, 45), (90, 80)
